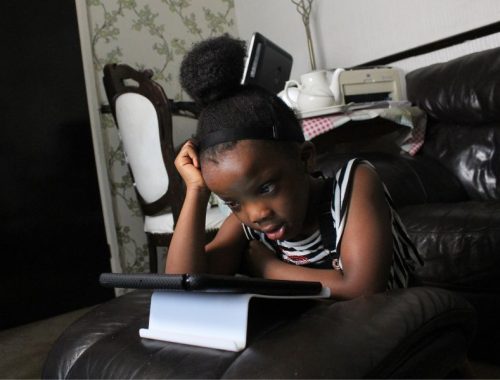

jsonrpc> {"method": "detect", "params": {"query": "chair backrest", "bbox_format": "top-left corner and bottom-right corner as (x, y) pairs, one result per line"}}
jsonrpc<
(103, 63), (184, 221)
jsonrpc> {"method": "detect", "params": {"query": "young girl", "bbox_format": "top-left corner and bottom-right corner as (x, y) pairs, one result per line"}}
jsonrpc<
(165, 35), (422, 299)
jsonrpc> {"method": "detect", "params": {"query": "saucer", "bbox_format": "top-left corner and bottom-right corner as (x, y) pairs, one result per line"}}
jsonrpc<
(296, 104), (345, 119)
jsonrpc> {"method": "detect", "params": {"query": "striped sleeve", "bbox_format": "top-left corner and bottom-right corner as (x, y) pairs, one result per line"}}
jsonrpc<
(331, 158), (358, 251)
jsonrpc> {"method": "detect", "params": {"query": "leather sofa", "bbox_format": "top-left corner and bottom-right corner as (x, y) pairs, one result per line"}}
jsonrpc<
(316, 46), (500, 364)
(404, 45), (500, 364)
(43, 48), (500, 378)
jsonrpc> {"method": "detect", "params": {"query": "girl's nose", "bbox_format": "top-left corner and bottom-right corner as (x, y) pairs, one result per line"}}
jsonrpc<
(245, 202), (272, 225)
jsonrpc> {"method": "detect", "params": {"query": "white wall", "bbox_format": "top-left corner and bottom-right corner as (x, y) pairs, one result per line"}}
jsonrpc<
(235, 0), (500, 79)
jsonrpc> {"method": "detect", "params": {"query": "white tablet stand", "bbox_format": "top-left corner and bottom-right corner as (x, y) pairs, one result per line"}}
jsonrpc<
(139, 288), (330, 351)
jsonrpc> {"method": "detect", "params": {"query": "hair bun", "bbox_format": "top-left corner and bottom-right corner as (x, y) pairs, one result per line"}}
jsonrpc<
(180, 34), (246, 106)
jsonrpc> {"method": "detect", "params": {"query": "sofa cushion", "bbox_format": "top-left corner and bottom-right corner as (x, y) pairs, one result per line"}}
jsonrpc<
(406, 47), (500, 201)
(406, 46), (500, 125)
(399, 201), (500, 292)
(420, 122), (500, 201)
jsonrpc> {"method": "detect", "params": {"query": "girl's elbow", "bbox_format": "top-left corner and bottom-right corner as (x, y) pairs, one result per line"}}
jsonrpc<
(326, 276), (387, 300)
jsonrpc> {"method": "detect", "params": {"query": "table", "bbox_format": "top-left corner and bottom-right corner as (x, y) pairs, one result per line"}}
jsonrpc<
(300, 106), (426, 156)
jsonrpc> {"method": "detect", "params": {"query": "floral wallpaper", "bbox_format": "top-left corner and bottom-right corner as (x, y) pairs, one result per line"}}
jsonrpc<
(86, 0), (237, 273)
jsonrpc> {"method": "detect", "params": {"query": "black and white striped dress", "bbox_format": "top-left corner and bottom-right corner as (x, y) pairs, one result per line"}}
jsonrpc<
(242, 158), (423, 289)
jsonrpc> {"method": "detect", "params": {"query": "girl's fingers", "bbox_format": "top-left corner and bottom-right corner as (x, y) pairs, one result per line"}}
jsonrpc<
(185, 141), (201, 168)
(174, 140), (206, 189)
(177, 141), (196, 163)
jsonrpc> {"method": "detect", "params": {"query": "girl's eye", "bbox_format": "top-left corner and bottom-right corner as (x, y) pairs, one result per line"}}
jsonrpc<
(260, 182), (276, 195)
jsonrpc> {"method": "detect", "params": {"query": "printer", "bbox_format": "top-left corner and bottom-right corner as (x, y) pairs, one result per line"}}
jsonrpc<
(337, 67), (404, 104)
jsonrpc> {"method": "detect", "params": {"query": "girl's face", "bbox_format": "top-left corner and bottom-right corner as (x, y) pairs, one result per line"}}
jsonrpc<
(201, 140), (318, 241)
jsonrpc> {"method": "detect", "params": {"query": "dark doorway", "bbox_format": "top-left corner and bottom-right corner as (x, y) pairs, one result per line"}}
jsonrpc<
(0, 1), (114, 329)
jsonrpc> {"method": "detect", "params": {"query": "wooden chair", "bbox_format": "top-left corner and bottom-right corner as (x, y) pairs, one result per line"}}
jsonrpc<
(102, 64), (225, 272)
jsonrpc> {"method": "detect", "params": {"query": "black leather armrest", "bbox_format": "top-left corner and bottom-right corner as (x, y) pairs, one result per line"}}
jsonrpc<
(43, 287), (475, 379)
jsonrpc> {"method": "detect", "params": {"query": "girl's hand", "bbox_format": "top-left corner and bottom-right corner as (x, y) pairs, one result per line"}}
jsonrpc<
(174, 140), (207, 191)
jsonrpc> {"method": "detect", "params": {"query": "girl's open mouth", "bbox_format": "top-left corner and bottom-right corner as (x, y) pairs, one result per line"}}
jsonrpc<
(264, 225), (286, 241)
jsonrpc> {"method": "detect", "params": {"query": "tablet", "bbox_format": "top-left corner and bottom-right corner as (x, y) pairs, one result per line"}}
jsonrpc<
(99, 273), (323, 296)
(241, 32), (293, 94)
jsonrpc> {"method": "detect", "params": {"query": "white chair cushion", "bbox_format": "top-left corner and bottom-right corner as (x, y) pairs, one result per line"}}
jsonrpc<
(116, 93), (169, 203)
(144, 206), (229, 234)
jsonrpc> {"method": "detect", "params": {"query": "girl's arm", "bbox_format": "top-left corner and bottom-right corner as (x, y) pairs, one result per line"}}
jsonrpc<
(245, 164), (393, 300)
(165, 141), (247, 275)
(165, 182), (211, 274)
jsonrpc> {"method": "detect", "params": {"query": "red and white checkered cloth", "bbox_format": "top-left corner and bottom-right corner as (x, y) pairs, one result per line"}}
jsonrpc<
(301, 106), (427, 156)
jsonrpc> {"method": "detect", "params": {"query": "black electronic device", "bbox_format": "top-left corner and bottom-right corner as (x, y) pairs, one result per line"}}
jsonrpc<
(99, 272), (322, 296)
(241, 32), (293, 94)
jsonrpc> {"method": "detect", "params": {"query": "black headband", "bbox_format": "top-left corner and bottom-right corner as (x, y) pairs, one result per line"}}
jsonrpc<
(198, 124), (304, 151)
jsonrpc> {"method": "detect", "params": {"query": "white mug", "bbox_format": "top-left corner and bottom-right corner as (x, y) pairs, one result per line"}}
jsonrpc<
(283, 70), (336, 112)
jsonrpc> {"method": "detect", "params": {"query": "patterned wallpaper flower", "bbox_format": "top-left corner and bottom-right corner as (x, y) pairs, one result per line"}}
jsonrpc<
(86, 0), (237, 273)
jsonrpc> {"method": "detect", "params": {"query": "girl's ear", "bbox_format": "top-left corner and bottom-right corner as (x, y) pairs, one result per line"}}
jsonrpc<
(299, 141), (316, 172)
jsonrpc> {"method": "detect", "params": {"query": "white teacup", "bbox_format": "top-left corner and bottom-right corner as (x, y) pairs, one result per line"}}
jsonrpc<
(283, 70), (336, 112)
